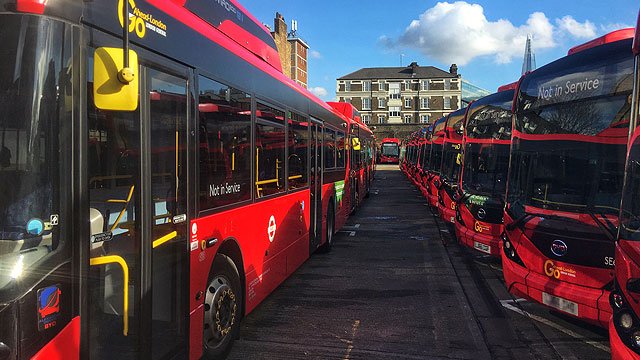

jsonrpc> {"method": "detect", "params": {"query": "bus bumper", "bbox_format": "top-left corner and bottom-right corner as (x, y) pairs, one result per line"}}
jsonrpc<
(455, 223), (501, 257)
(502, 255), (610, 328)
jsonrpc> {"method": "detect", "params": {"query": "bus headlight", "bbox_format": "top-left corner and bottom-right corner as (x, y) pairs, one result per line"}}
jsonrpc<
(620, 312), (634, 330)
(633, 331), (640, 347)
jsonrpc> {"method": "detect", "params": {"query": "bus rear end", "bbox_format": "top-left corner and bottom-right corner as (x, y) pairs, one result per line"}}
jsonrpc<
(502, 30), (634, 327)
(455, 88), (514, 257)
(379, 138), (400, 164)
(438, 108), (466, 224)
(610, 12), (640, 359)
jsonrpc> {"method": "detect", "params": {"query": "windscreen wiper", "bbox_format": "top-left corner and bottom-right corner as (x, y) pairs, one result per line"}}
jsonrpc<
(585, 207), (617, 242)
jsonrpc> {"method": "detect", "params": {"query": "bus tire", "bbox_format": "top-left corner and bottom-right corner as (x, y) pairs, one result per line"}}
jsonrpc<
(202, 254), (243, 359)
(319, 202), (335, 253)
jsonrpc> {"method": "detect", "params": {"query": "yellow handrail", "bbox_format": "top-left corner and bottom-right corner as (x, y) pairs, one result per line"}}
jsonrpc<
(153, 231), (177, 248)
(89, 255), (129, 336)
(108, 185), (135, 232)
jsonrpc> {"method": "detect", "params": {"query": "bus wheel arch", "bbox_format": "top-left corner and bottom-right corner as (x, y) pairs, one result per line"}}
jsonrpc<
(202, 239), (245, 359)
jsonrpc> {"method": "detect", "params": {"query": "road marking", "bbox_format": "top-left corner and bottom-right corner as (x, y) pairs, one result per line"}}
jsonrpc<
(500, 299), (610, 353)
(440, 229), (449, 233)
(342, 319), (360, 360)
(338, 231), (356, 237)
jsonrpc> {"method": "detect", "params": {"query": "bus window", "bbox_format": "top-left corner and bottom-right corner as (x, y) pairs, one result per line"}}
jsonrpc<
(336, 131), (345, 168)
(287, 112), (309, 189)
(324, 129), (336, 169)
(198, 76), (251, 210)
(256, 102), (286, 197)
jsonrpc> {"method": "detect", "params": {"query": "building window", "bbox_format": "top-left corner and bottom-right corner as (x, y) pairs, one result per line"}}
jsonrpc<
(362, 97), (371, 110)
(378, 98), (386, 108)
(421, 98), (429, 109)
(345, 97), (352, 104)
(389, 106), (401, 117)
(403, 115), (412, 123)
(378, 115), (386, 124)
(362, 115), (371, 124)
(444, 79), (450, 91)
(420, 114), (430, 124)
(378, 81), (385, 91)
(422, 80), (429, 91)
(345, 81), (351, 91)
(444, 97), (451, 109)
(389, 83), (400, 99)
(404, 98), (411, 108)
(363, 81), (371, 92)
(403, 80), (411, 91)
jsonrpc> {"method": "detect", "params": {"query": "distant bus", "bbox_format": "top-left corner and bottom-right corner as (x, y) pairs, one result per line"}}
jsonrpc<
(455, 85), (515, 257)
(379, 138), (401, 164)
(438, 107), (467, 224)
(502, 29), (634, 328)
(610, 13), (640, 360)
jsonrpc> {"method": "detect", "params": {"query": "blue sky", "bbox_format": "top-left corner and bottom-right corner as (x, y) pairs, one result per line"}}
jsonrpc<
(241, 0), (638, 101)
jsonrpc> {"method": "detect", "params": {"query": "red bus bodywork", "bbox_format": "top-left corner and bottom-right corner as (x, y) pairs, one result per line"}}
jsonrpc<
(610, 12), (640, 359)
(437, 107), (467, 225)
(502, 30), (634, 328)
(426, 118), (447, 208)
(454, 86), (515, 257)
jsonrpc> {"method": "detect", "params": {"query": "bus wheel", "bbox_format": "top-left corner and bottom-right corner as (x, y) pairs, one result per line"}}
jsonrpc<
(203, 254), (242, 359)
(319, 203), (334, 253)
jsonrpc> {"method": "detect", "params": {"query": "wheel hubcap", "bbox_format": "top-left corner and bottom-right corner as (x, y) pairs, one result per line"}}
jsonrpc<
(204, 275), (237, 347)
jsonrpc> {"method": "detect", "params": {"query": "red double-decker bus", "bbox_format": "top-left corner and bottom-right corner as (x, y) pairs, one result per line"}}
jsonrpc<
(502, 29), (635, 328)
(0, 1), (362, 359)
(379, 138), (401, 164)
(454, 84), (516, 256)
(610, 12), (640, 359)
(417, 128), (432, 198)
(426, 117), (447, 208)
(437, 107), (467, 224)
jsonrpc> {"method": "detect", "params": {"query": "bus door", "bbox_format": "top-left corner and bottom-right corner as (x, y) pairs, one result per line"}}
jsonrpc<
(86, 47), (189, 359)
(309, 120), (323, 252)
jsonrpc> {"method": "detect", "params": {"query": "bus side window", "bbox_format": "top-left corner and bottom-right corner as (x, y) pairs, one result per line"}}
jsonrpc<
(324, 129), (336, 169)
(336, 131), (345, 168)
(198, 76), (251, 210)
(255, 102), (285, 198)
(287, 112), (309, 189)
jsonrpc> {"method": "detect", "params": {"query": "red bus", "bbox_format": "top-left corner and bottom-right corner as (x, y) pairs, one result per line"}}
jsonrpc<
(417, 128), (432, 198)
(454, 85), (516, 257)
(502, 29), (635, 328)
(0, 1), (360, 359)
(327, 102), (375, 212)
(437, 107), (467, 224)
(610, 12), (640, 359)
(426, 117), (447, 208)
(379, 138), (401, 164)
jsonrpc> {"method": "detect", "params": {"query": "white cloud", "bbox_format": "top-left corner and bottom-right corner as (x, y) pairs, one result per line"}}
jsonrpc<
(310, 50), (322, 59)
(600, 23), (634, 33)
(309, 86), (328, 97)
(556, 16), (596, 39)
(384, 2), (608, 66)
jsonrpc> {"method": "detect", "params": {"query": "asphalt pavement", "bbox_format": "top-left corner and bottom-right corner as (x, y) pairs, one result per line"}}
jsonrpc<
(227, 165), (610, 360)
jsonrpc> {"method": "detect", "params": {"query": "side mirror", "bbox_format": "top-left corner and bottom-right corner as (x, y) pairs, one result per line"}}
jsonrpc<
(93, 47), (139, 111)
(351, 137), (361, 151)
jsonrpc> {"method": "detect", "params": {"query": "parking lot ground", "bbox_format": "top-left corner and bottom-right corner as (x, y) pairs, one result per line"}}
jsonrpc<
(227, 165), (610, 360)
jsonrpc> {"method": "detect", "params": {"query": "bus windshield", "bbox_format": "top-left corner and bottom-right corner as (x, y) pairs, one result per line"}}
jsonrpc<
(381, 142), (399, 156)
(507, 39), (632, 219)
(620, 131), (640, 240)
(0, 16), (66, 296)
(462, 90), (513, 197)
(429, 143), (443, 173)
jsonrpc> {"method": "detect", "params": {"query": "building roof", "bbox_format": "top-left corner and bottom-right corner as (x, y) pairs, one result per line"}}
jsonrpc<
(338, 63), (457, 80)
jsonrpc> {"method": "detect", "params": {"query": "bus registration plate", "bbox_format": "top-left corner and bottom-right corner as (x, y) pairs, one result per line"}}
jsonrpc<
(473, 241), (491, 254)
(542, 292), (578, 317)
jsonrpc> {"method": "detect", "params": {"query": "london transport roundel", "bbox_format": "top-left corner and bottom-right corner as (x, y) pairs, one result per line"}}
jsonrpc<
(268, 216), (276, 242)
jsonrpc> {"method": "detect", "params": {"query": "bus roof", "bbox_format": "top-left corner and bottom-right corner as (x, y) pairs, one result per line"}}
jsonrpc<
(497, 81), (518, 92)
(568, 28), (635, 55)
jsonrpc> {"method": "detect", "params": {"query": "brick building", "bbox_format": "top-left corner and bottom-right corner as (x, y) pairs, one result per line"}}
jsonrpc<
(270, 13), (309, 88)
(336, 62), (462, 125)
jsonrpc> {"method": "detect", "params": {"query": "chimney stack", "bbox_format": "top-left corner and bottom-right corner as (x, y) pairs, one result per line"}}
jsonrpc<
(449, 64), (458, 75)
